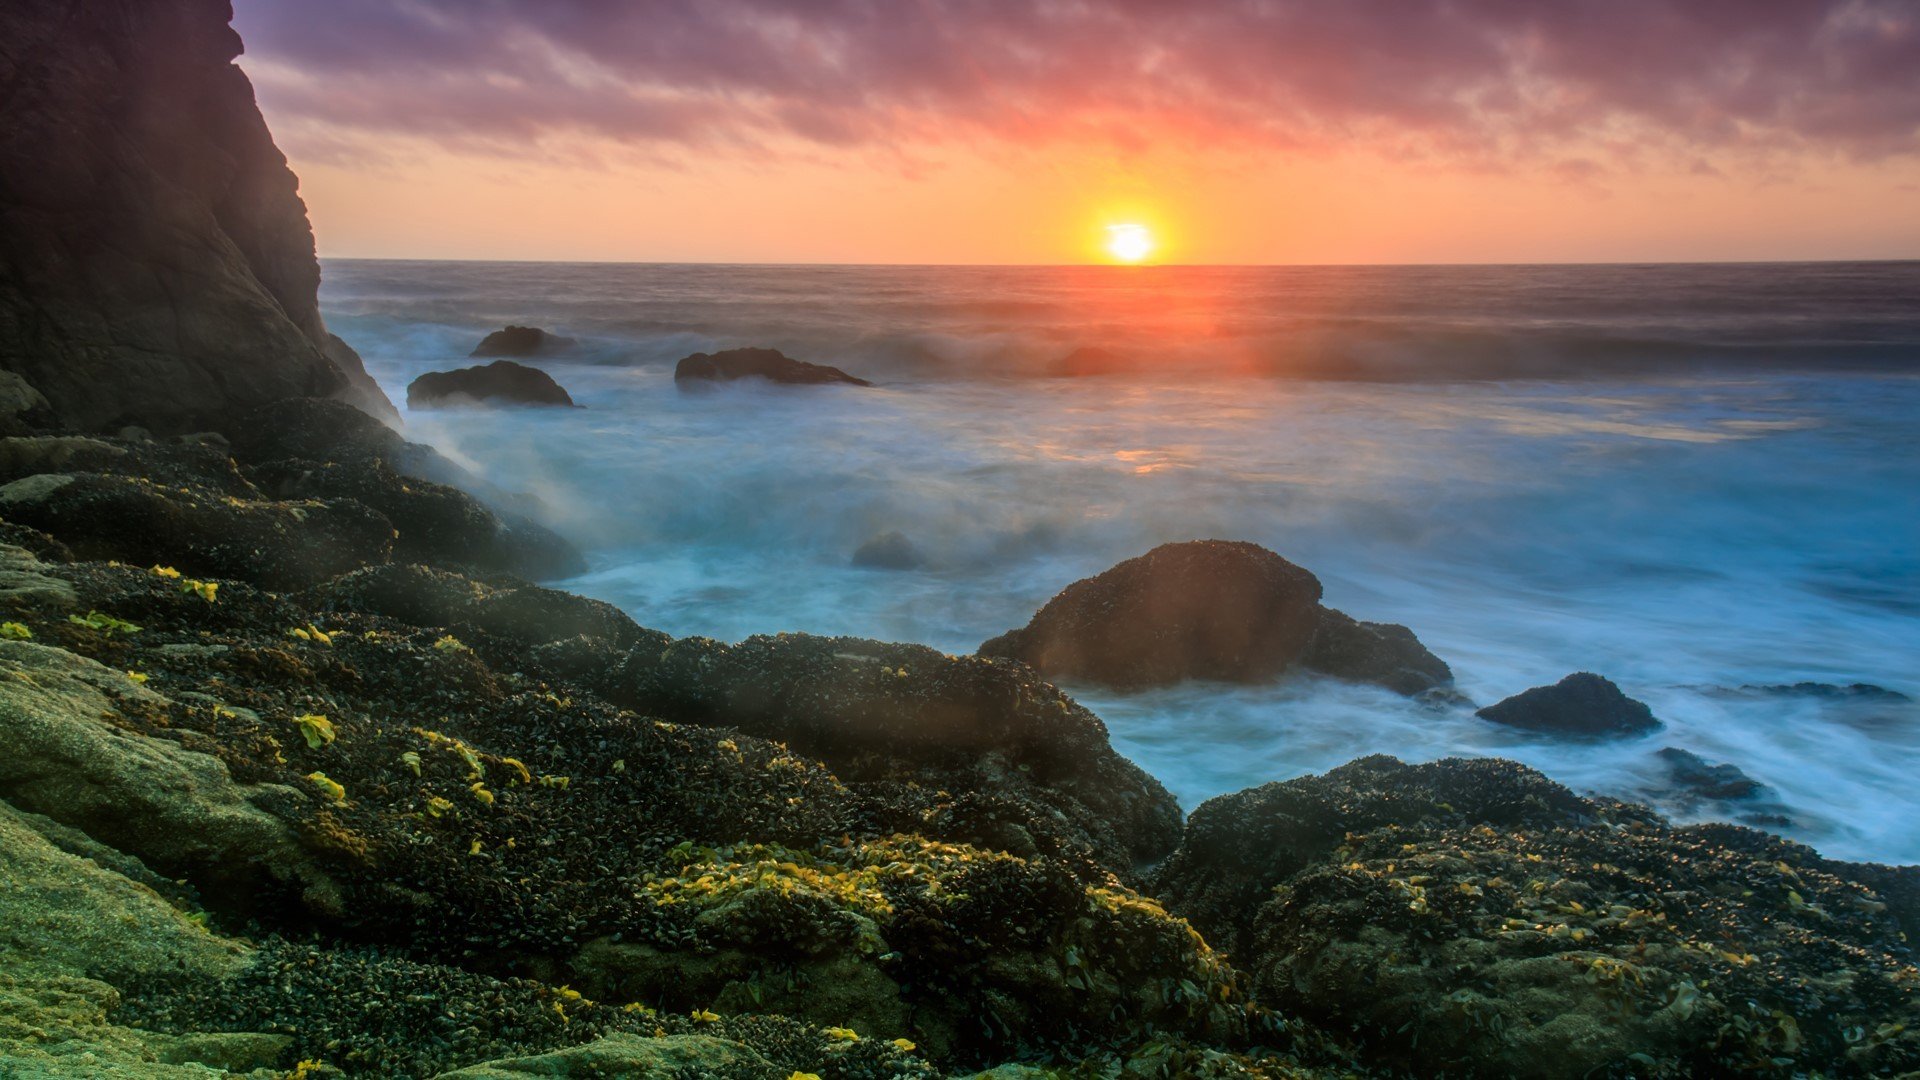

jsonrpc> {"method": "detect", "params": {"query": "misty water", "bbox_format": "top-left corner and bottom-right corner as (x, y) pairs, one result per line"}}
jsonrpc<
(321, 259), (1920, 864)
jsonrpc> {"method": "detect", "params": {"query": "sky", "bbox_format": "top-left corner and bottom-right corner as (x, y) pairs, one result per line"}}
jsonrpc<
(231, 0), (1920, 265)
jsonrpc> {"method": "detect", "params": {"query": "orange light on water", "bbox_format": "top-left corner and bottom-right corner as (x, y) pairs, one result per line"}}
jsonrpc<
(1106, 223), (1154, 263)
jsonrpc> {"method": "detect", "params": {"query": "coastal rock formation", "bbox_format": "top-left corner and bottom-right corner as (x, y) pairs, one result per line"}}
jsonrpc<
(674, 347), (872, 387)
(470, 325), (575, 358)
(0, 541), (1272, 1073)
(0, 0), (395, 432)
(1155, 755), (1920, 1077)
(979, 540), (1451, 694)
(408, 360), (578, 410)
(1477, 671), (1661, 736)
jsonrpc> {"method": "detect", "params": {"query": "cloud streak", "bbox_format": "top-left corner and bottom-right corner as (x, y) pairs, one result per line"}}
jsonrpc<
(233, 0), (1920, 169)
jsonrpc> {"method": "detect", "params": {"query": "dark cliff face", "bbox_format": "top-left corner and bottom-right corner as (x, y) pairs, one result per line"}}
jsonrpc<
(0, 0), (394, 432)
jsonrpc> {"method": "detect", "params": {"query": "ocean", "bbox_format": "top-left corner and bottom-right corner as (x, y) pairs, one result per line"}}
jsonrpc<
(318, 259), (1920, 864)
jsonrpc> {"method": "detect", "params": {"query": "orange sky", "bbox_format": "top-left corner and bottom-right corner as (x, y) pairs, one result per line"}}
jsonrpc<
(234, 1), (1920, 265)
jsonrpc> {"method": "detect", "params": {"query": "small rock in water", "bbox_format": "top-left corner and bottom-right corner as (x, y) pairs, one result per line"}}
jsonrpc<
(470, 325), (576, 357)
(408, 360), (578, 409)
(851, 530), (924, 570)
(673, 346), (871, 387)
(1475, 672), (1660, 737)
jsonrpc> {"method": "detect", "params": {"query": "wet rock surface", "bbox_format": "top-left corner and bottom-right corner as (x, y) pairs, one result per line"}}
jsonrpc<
(408, 360), (578, 409)
(979, 540), (1451, 695)
(675, 347), (873, 387)
(1477, 671), (1661, 737)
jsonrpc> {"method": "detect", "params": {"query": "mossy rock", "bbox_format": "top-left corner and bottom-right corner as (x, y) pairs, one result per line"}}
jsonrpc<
(0, 638), (336, 915)
(432, 1033), (773, 1078)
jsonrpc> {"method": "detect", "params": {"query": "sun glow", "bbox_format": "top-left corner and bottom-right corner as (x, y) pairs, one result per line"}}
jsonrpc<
(1105, 223), (1153, 263)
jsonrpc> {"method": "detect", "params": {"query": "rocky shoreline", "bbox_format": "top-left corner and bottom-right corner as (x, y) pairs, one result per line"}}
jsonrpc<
(0, 401), (1915, 1078)
(1, 1), (1916, 1076)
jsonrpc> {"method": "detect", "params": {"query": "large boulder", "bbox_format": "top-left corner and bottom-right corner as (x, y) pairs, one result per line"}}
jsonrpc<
(0, 0), (394, 432)
(979, 540), (1451, 695)
(470, 325), (575, 358)
(674, 347), (872, 387)
(1156, 756), (1920, 1077)
(1476, 672), (1661, 737)
(408, 360), (578, 410)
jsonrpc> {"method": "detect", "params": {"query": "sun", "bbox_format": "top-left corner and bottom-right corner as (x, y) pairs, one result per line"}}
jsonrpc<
(1105, 223), (1153, 263)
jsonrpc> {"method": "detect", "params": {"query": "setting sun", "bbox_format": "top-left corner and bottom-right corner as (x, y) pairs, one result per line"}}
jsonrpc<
(1106, 223), (1153, 263)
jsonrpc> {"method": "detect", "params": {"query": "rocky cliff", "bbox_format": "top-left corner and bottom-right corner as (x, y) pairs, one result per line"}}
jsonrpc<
(0, 0), (395, 432)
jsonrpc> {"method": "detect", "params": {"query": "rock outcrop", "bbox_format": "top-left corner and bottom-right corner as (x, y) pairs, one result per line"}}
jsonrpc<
(0, 0), (394, 432)
(674, 347), (872, 387)
(979, 540), (1451, 695)
(1155, 755), (1920, 1077)
(408, 360), (578, 409)
(470, 325), (575, 358)
(1476, 671), (1660, 737)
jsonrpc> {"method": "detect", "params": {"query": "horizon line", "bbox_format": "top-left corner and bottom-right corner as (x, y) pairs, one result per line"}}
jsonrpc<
(314, 255), (1920, 270)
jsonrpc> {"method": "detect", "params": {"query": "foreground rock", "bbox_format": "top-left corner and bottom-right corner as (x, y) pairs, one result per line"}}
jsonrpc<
(408, 360), (578, 409)
(470, 325), (575, 358)
(675, 347), (872, 387)
(1155, 755), (1920, 1077)
(980, 540), (1450, 695)
(1476, 671), (1661, 737)
(0, 0), (394, 432)
(0, 546), (1293, 1074)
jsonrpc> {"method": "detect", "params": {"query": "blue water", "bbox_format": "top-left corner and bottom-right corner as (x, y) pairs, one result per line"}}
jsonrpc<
(320, 260), (1920, 864)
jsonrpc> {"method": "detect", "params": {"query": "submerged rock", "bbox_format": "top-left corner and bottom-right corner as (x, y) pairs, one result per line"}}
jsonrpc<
(674, 347), (872, 387)
(979, 540), (1451, 695)
(408, 360), (578, 410)
(1645, 747), (1794, 827)
(470, 325), (576, 358)
(1476, 671), (1660, 737)
(1155, 755), (1920, 1078)
(851, 530), (925, 570)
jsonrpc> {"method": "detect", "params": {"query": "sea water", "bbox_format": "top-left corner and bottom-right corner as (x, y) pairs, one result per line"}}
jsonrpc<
(318, 260), (1920, 864)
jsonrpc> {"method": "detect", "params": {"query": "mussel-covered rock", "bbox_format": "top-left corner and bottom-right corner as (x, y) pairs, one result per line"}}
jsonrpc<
(1155, 755), (1920, 1077)
(605, 632), (1183, 867)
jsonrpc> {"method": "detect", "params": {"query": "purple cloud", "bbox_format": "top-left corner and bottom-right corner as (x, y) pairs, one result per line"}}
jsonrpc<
(231, 0), (1920, 166)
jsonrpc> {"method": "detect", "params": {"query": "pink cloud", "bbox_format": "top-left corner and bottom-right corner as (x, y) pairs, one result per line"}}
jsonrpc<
(231, 0), (1920, 167)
